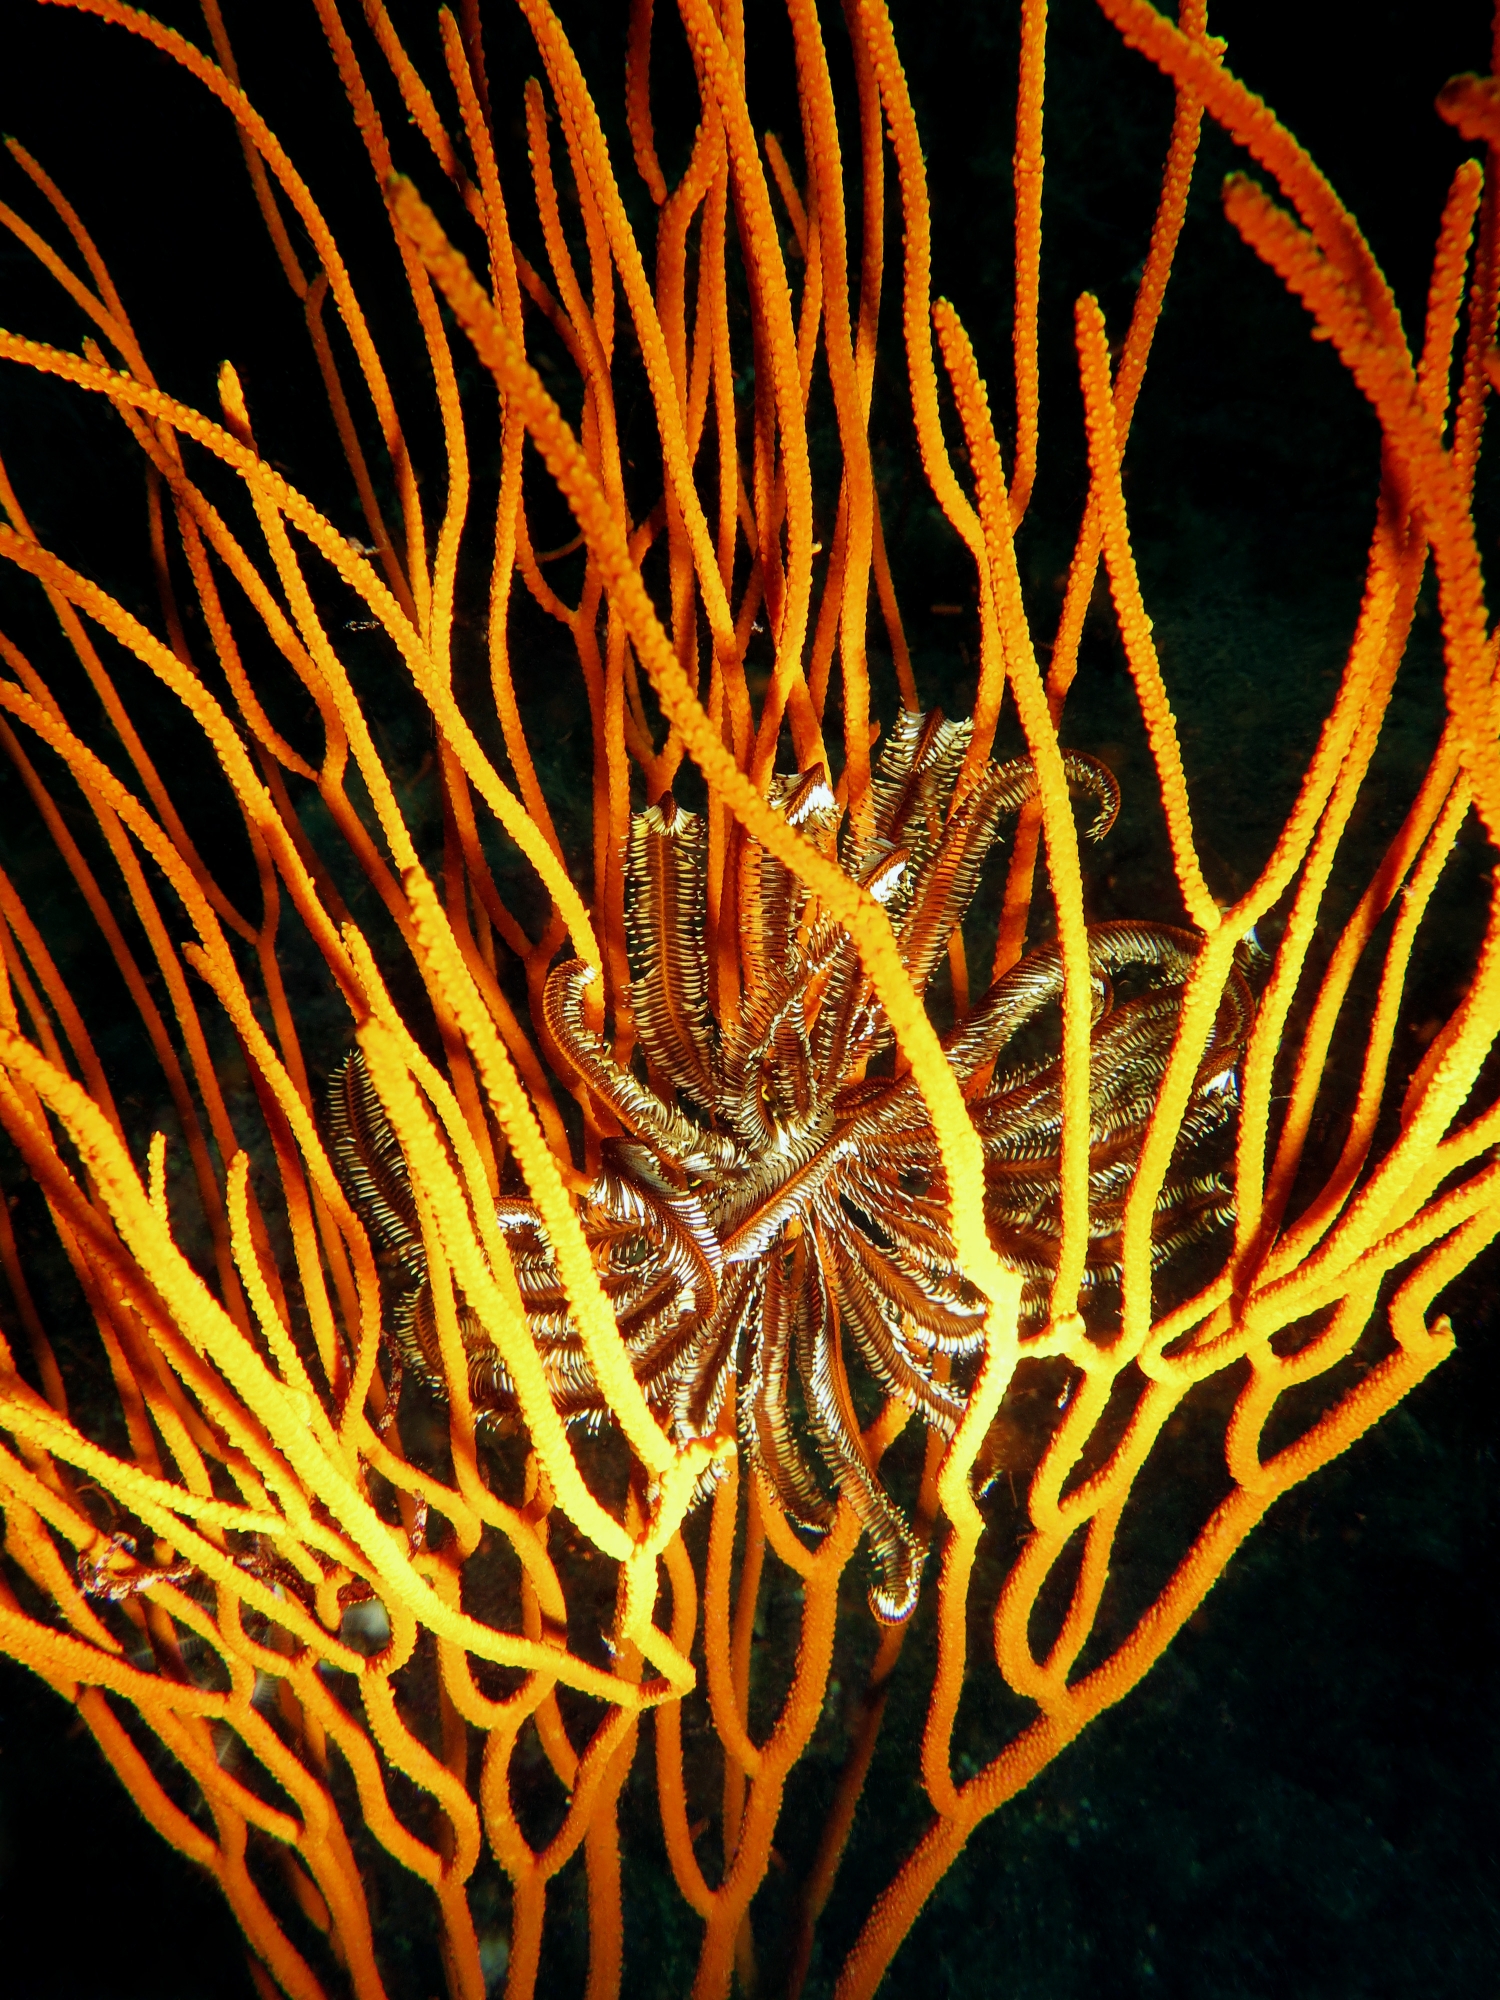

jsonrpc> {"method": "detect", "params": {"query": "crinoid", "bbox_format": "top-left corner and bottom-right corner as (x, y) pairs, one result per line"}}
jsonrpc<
(330, 712), (1253, 1620)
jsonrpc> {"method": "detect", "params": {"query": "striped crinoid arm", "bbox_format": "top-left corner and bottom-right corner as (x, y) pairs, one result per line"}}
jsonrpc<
(624, 795), (721, 1104)
(891, 747), (1121, 1002)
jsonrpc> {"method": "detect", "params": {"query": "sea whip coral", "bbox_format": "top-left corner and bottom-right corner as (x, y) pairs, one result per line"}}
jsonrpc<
(0, 2), (1495, 1996)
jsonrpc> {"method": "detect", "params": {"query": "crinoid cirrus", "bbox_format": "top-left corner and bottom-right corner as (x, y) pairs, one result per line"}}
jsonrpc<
(332, 709), (1253, 1620)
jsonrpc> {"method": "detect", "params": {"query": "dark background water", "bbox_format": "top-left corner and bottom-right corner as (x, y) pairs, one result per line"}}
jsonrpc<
(0, 0), (1495, 1995)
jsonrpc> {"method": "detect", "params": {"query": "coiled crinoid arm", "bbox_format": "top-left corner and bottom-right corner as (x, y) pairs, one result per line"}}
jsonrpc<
(543, 958), (741, 1176)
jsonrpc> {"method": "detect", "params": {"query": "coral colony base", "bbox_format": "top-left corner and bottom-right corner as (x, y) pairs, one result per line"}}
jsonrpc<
(0, 0), (1496, 1996)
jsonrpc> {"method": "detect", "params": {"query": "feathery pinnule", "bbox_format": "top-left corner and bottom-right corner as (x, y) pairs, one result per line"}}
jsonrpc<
(0, 3), (1493, 1998)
